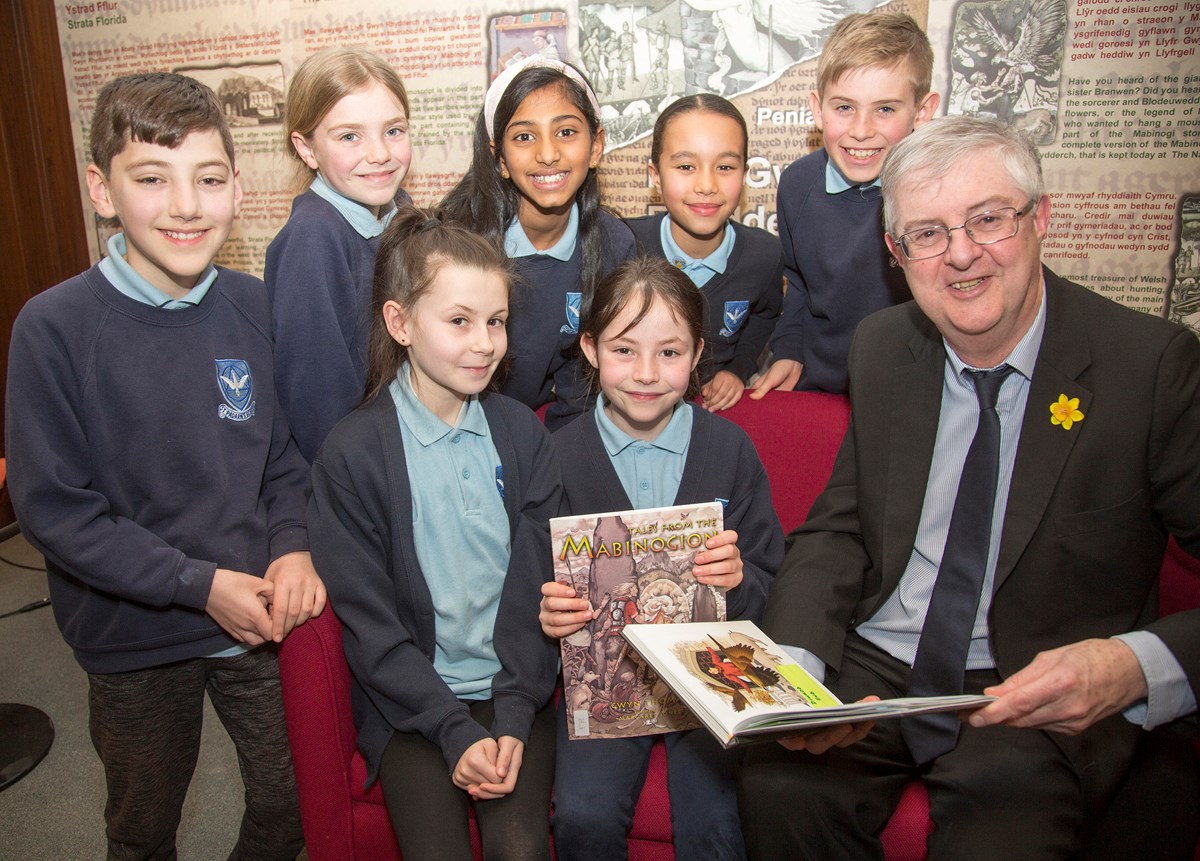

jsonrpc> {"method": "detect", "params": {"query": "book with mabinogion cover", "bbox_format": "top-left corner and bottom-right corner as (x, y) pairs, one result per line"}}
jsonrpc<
(550, 501), (725, 740)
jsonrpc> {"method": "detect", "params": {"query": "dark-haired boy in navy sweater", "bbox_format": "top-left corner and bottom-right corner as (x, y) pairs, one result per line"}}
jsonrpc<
(5, 73), (323, 860)
(750, 12), (939, 397)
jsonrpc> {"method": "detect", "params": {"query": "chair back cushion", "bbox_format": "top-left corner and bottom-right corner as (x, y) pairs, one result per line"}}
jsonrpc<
(720, 391), (850, 531)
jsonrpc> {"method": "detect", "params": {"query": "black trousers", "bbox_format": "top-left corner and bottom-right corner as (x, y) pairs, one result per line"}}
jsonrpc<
(379, 696), (556, 861)
(737, 632), (1085, 861)
(88, 646), (303, 861)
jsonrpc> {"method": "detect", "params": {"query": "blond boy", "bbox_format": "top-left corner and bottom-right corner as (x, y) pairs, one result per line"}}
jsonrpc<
(750, 13), (939, 396)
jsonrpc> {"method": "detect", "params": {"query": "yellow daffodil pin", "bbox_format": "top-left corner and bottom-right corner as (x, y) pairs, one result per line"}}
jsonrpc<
(1049, 394), (1084, 430)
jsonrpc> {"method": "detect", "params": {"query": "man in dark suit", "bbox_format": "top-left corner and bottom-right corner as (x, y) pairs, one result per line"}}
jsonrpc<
(737, 116), (1200, 859)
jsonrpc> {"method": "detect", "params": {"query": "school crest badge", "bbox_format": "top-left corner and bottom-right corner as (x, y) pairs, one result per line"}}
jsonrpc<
(560, 292), (582, 334)
(719, 301), (750, 337)
(215, 359), (256, 422)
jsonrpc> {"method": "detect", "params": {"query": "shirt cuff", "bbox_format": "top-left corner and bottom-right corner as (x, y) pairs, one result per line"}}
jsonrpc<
(1114, 631), (1197, 729)
(781, 644), (827, 684)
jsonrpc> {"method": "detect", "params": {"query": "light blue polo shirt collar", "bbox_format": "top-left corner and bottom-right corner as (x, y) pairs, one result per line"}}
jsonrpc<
(390, 363), (488, 445)
(945, 282), (1047, 380)
(594, 393), (692, 456)
(659, 215), (735, 285)
(825, 160), (881, 194)
(504, 204), (579, 260)
(309, 173), (397, 239)
(99, 232), (216, 309)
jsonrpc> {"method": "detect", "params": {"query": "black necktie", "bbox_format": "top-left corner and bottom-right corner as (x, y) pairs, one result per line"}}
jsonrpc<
(903, 365), (1013, 764)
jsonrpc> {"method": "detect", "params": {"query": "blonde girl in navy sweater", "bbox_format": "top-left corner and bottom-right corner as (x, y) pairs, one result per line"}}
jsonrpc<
(539, 256), (784, 860)
(441, 55), (635, 429)
(308, 209), (562, 860)
(266, 47), (411, 460)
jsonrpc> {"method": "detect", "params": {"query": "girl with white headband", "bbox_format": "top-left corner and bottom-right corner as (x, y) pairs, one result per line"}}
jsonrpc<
(441, 56), (636, 430)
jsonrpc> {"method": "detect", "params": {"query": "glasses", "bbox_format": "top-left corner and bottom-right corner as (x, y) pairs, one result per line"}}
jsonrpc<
(896, 201), (1036, 261)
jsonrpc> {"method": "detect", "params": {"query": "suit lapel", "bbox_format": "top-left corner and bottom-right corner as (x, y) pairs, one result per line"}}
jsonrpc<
(883, 326), (946, 588)
(994, 271), (1093, 591)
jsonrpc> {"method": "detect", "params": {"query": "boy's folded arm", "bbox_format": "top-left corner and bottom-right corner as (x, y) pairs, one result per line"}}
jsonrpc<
(258, 372), (314, 559)
(6, 315), (220, 611)
(14, 464), (222, 611)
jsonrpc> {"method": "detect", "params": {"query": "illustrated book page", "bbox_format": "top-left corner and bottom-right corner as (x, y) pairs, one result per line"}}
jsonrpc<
(622, 620), (995, 748)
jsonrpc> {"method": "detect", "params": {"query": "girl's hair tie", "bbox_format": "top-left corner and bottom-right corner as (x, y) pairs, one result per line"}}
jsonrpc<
(483, 55), (601, 140)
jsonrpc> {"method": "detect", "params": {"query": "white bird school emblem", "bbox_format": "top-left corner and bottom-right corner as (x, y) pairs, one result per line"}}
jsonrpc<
(215, 359), (256, 421)
(720, 301), (750, 337)
(560, 292), (582, 334)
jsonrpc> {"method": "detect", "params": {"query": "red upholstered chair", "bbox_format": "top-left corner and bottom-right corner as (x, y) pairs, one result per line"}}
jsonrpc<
(277, 392), (853, 860)
(279, 604), (399, 860)
(719, 390), (849, 527)
(277, 391), (917, 859)
(280, 391), (1199, 859)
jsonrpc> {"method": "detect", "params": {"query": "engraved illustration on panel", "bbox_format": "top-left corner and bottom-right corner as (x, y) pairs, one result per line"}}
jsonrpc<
(175, 63), (287, 127)
(577, 0), (863, 148)
(1165, 194), (1200, 338)
(488, 10), (570, 77)
(947, 0), (1067, 144)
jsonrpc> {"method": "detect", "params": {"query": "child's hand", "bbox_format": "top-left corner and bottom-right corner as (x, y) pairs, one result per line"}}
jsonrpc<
(264, 551), (327, 642)
(474, 736), (525, 800)
(692, 529), (743, 590)
(748, 359), (803, 399)
(540, 581), (594, 639)
(452, 737), (503, 799)
(701, 371), (744, 412)
(207, 568), (274, 645)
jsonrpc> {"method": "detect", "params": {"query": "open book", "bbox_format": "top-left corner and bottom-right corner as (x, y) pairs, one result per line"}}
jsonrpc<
(550, 501), (725, 740)
(621, 620), (994, 748)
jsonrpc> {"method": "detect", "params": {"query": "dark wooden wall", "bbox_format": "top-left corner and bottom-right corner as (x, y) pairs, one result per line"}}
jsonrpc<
(0, 0), (91, 452)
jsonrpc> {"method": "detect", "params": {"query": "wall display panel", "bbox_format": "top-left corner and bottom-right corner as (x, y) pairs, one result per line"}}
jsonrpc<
(54, 0), (1197, 333)
(929, 0), (1200, 328)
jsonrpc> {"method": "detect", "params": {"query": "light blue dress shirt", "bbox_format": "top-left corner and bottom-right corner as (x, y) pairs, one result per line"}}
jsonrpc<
(308, 173), (397, 239)
(856, 292), (1046, 669)
(504, 204), (579, 260)
(390, 366), (510, 699)
(100, 233), (217, 309)
(658, 214), (735, 289)
(594, 394), (692, 509)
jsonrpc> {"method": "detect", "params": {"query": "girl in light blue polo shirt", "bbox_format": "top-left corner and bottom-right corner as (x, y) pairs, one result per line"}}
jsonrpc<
(539, 256), (784, 860)
(308, 208), (562, 860)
